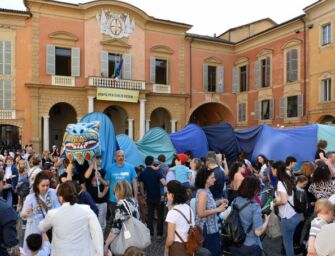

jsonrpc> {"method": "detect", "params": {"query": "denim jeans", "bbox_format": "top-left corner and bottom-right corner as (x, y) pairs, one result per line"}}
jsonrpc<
(230, 244), (263, 256)
(280, 213), (302, 256)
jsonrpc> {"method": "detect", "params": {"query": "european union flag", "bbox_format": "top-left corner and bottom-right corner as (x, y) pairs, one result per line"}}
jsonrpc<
(114, 58), (123, 79)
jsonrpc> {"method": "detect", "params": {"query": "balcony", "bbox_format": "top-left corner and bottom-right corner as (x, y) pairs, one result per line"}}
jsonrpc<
(153, 84), (171, 93)
(0, 110), (16, 119)
(88, 77), (145, 90)
(52, 75), (75, 87)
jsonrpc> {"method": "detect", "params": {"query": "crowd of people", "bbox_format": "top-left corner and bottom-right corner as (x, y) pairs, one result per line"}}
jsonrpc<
(1, 140), (335, 256)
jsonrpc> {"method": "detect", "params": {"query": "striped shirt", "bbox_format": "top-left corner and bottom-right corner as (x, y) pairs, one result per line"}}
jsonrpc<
(309, 217), (328, 237)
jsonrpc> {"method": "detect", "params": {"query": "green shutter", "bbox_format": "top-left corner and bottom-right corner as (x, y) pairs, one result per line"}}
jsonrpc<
(150, 57), (156, 83)
(46, 44), (55, 75)
(100, 51), (109, 77)
(4, 41), (11, 75)
(298, 94), (304, 117)
(123, 53), (132, 80)
(254, 60), (261, 89)
(232, 67), (239, 93)
(71, 47), (80, 77)
(203, 64), (208, 91)
(216, 65), (224, 93)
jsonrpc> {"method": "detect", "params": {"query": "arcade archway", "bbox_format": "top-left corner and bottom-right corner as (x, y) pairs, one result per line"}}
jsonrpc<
(317, 115), (335, 125)
(104, 105), (129, 135)
(150, 107), (171, 133)
(0, 125), (20, 151)
(189, 102), (234, 127)
(49, 102), (77, 150)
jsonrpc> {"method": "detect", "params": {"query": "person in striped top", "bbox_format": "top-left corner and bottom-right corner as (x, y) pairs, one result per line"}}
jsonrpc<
(308, 199), (334, 256)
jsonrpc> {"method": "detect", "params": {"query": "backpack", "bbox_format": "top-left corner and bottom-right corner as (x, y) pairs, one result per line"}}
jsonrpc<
(282, 182), (308, 215)
(16, 177), (30, 198)
(173, 207), (204, 256)
(221, 200), (251, 246)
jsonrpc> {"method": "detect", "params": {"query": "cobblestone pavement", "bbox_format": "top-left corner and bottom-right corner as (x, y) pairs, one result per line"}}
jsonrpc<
(144, 235), (286, 256)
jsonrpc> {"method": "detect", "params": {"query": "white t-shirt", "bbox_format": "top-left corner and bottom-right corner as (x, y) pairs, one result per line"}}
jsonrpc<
(276, 181), (296, 219)
(190, 170), (197, 187)
(4, 166), (12, 180)
(166, 204), (195, 243)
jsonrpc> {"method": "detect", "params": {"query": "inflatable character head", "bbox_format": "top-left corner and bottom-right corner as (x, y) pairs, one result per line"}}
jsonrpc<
(63, 121), (101, 165)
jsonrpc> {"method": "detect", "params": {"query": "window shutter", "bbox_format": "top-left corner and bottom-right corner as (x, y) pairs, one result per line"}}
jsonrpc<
(46, 44), (55, 75)
(269, 98), (274, 119)
(291, 49), (298, 82)
(279, 97), (287, 118)
(202, 64), (208, 91)
(0, 42), (3, 75)
(4, 41), (11, 75)
(123, 53), (132, 80)
(254, 60), (261, 89)
(4, 80), (11, 109)
(246, 64), (249, 90)
(71, 47), (80, 77)
(232, 67), (239, 93)
(238, 103), (242, 122)
(216, 65), (224, 93)
(265, 57), (270, 87)
(320, 81), (325, 102)
(298, 94), (304, 117)
(239, 103), (246, 122)
(150, 57), (156, 83)
(166, 59), (169, 85)
(255, 101), (260, 120)
(243, 103), (246, 121)
(100, 51), (109, 77)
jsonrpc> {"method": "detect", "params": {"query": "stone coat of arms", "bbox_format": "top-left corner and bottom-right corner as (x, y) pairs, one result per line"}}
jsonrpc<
(96, 10), (135, 39)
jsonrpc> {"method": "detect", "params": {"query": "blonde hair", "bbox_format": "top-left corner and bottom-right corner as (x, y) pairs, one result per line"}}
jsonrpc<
(114, 180), (133, 200)
(315, 199), (334, 215)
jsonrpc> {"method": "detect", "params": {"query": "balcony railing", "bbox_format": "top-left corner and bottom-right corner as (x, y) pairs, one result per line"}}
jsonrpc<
(0, 110), (16, 119)
(153, 84), (171, 93)
(88, 77), (146, 90)
(52, 75), (75, 87)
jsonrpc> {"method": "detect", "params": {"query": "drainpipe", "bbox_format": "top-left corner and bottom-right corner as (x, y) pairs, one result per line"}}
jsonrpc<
(189, 38), (193, 108)
(301, 17), (307, 122)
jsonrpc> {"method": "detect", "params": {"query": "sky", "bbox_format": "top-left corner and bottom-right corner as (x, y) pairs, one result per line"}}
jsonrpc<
(2, 0), (317, 36)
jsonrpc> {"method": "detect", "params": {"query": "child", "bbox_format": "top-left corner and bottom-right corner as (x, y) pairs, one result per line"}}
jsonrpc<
(307, 199), (334, 256)
(170, 153), (191, 187)
(25, 233), (51, 256)
(296, 175), (309, 190)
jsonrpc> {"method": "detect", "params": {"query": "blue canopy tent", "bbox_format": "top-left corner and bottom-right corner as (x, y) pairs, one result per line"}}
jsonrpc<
(235, 125), (264, 160)
(80, 112), (119, 171)
(317, 124), (335, 152)
(169, 124), (209, 158)
(202, 123), (239, 162)
(251, 124), (318, 162)
(116, 134), (144, 167)
(135, 128), (176, 164)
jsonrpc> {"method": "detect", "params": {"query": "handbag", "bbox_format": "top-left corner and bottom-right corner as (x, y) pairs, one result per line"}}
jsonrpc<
(266, 211), (282, 239)
(110, 199), (151, 255)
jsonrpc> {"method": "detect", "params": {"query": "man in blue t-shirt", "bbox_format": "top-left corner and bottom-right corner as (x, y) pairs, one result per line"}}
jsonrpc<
(207, 157), (225, 200)
(138, 155), (166, 240)
(104, 150), (137, 224)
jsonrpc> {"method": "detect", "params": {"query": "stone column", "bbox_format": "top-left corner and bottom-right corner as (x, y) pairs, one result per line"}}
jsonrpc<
(170, 119), (177, 133)
(139, 99), (146, 139)
(145, 120), (150, 133)
(43, 115), (50, 151)
(128, 118), (134, 139)
(88, 96), (95, 113)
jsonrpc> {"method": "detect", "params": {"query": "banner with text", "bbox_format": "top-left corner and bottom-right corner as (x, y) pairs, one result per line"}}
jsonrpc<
(97, 88), (139, 103)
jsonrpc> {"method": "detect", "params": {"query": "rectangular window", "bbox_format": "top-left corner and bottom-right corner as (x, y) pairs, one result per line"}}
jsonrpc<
(240, 65), (247, 92)
(287, 95), (298, 118)
(261, 99), (270, 120)
(261, 57), (270, 87)
(322, 23), (332, 46)
(55, 48), (71, 76)
(286, 49), (298, 83)
(108, 53), (121, 78)
(238, 103), (246, 122)
(155, 58), (167, 84)
(322, 78), (332, 102)
(207, 65), (216, 92)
